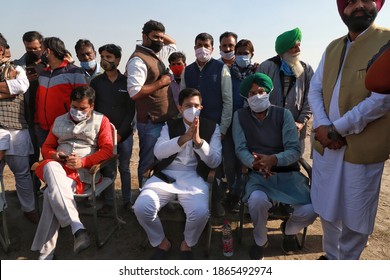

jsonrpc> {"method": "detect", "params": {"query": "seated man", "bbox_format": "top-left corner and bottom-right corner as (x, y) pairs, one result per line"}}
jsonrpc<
(31, 85), (113, 260)
(232, 73), (317, 260)
(133, 88), (222, 260)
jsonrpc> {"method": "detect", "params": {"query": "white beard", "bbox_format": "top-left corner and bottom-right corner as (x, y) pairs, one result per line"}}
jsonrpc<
(282, 52), (304, 78)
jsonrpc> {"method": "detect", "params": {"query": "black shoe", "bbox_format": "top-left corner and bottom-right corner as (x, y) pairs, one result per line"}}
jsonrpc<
(123, 201), (134, 212)
(73, 229), (91, 254)
(150, 247), (170, 260)
(249, 244), (265, 260)
(317, 255), (329, 260)
(180, 250), (193, 260)
(280, 221), (299, 255)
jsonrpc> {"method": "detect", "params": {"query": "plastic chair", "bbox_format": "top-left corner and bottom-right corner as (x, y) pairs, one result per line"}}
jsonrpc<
(0, 174), (10, 252)
(141, 167), (216, 257)
(32, 123), (124, 247)
(237, 158), (312, 249)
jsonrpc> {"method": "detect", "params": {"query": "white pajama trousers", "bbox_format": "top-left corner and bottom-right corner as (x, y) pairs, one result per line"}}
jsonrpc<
(248, 190), (317, 247)
(321, 218), (369, 260)
(133, 187), (209, 247)
(31, 162), (84, 256)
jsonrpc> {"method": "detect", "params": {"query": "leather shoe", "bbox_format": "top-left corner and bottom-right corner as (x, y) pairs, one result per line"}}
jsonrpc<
(24, 210), (39, 224)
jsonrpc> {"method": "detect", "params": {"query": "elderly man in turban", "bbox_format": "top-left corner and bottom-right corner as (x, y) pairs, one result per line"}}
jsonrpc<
(232, 73), (317, 260)
(257, 27), (313, 156)
(309, 0), (390, 260)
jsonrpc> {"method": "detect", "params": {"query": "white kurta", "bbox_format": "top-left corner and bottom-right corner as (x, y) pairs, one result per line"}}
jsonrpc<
(308, 38), (390, 234)
(142, 121), (222, 194)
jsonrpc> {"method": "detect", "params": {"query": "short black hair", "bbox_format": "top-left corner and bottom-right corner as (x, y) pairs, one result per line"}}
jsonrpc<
(43, 37), (67, 60)
(235, 39), (255, 55)
(168, 52), (186, 64)
(22, 31), (43, 43)
(98, 44), (122, 58)
(142, 20), (165, 36)
(75, 39), (95, 53)
(178, 88), (202, 106)
(70, 85), (95, 105)
(219, 31), (238, 43)
(195, 33), (214, 47)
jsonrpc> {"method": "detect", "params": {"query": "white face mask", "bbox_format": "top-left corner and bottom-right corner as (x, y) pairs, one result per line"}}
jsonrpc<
(70, 107), (89, 122)
(220, 50), (235, 61)
(195, 47), (212, 63)
(80, 60), (97, 70)
(247, 94), (271, 113)
(182, 107), (200, 123)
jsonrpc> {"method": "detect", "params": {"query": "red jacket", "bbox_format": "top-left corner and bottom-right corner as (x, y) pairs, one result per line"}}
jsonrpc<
(35, 61), (87, 130)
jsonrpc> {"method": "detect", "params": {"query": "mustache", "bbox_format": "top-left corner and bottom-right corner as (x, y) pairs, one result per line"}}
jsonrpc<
(350, 8), (374, 18)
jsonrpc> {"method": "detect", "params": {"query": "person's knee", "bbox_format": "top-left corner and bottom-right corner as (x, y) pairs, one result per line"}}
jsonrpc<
(295, 203), (318, 223)
(133, 194), (159, 221)
(186, 204), (209, 222)
(248, 191), (271, 211)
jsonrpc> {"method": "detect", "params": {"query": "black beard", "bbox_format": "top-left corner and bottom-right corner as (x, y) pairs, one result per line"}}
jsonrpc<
(342, 8), (377, 33)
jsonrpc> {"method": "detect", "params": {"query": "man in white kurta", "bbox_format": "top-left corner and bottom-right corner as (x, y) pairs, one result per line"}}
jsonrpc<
(309, 0), (390, 260)
(133, 88), (222, 260)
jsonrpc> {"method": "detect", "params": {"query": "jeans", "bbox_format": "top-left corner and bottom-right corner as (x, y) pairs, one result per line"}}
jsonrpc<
(136, 121), (164, 187)
(102, 134), (134, 205)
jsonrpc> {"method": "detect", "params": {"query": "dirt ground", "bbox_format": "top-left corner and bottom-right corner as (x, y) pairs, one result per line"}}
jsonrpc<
(1, 127), (389, 260)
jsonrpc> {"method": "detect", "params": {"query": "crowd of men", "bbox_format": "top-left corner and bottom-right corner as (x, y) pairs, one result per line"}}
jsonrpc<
(0, 0), (390, 260)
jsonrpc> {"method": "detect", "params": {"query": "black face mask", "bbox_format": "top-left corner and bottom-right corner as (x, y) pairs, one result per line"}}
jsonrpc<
(342, 8), (377, 33)
(40, 52), (49, 65)
(26, 51), (41, 64)
(147, 37), (164, 53)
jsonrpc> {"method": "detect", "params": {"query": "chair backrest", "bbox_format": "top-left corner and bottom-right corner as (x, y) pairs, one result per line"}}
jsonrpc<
(110, 123), (117, 155)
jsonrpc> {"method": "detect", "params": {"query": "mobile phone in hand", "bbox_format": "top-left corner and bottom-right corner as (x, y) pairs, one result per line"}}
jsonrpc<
(26, 66), (37, 75)
(58, 154), (68, 160)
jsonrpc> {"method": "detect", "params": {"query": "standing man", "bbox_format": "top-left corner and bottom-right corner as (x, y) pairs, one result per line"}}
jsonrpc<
(14, 31), (46, 182)
(0, 33), (38, 224)
(257, 27), (313, 155)
(75, 39), (102, 84)
(91, 44), (136, 211)
(126, 19), (178, 187)
(218, 31), (238, 67)
(181, 32), (233, 217)
(35, 37), (87, 147)
(309, 0), (390, 260)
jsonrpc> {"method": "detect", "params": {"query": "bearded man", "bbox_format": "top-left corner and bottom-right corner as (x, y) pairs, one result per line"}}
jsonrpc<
(257, 27), (314, 155)
(309, 0), (390, 260)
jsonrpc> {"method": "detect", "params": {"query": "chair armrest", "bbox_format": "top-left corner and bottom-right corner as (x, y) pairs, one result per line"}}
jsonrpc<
(298, 158), (312, 180)
(207, 169), (216, 184)
(89, 155), (119, 175)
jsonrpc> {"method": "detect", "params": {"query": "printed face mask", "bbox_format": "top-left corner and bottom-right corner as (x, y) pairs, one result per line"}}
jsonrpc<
(100, 59), (116, 71)
(247, 94), (271, 113)
(80, 60), (97, 70)
(70, 107), (89, 122)
(182, 107), (200, 122)
(195, 47), (212, 63)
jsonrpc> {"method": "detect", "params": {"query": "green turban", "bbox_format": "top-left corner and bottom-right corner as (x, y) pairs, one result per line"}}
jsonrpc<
(275, 27), (302, 55)
(239, 73), (273, 98)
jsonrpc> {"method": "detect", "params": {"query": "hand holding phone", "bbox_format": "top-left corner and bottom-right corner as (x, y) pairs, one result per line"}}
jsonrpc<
(26, 66), (37, 75)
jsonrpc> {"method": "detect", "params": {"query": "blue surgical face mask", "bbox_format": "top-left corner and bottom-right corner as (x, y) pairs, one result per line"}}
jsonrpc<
(80, 60), (97, 70)
(235, 55), (251, 68)
(70, 107), (89, 122)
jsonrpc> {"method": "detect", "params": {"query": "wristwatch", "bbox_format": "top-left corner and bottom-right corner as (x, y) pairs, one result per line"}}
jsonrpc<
(327, 124), (340, 141)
